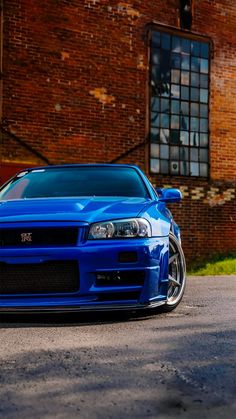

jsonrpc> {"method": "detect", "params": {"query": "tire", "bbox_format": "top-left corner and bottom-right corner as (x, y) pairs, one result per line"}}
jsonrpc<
(161, 232), (186, 312)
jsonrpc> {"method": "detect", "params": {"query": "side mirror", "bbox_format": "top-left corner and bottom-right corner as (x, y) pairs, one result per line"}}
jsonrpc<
(156, 188), (182, 203)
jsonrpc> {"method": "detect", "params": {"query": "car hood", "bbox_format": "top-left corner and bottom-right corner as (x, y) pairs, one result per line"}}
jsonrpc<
(0, 197), (153, 224)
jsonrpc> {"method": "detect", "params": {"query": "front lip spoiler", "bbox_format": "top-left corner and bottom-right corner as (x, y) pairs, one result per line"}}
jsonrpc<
(0, 300), (166, 314)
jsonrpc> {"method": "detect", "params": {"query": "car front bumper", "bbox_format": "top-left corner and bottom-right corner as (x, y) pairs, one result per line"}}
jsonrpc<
(0, 237), (169, 313)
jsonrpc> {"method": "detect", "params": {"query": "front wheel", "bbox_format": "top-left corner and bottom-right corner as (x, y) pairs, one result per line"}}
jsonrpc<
(162, 233), (186, 312)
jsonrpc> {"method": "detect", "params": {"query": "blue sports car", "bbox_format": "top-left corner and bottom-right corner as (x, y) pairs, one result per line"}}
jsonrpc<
(0, 164), (186, 313)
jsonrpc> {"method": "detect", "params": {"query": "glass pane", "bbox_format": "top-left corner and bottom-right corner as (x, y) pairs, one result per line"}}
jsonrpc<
(180, 115), (189, 130)
(190, 162), (199, 176)
(201, 43), (209, 59)
(171, 115), (179, 129)
(151, 112), (159, 127)
(151, 97), (160, 112)
(180, 161), (190, 176)
(171, 53), (181, 68)
(161, 33), (171, 50)
(191, 72), (200, 87)
(152, 32), (161, 47)
(160, 113), (170, 128)
(172, 36), (181, 52)
(170, 146), (179, 159)
(200, 118), (208, 132)
(200, 133), (208, 147)
(181, 54), (190, 70)
(200, 58), (209, 74)
(200, 163), (208, 177)
(171, 100), (180, 114)
(191, 103), (199, 116)
(160, 50), (171, 83)
(150, 158), (160, 173)
(171, 84), (180, 99)
(180, 147), (189, 161)
(191, 87), (199, 101)
(181, 39), (191, 54)
(191, 117), (199, 131)
(191, 57), (200, 72)
(160, 113), (169, 128)
(150, 127), (160, 142)
(200, 89), (208, 103)
(181, 101), (189, 115)
(170, 129), (180, 144)
(151, 80), (158, 97)
(160, 160), (169, 174)
(190, 148), (199, 161)
(181, 71), (190, 85)
(150, 143), (159, 158)
(200, 104), (208, 117)
(152, 65), (161, 83)
(161, 98), (170, 112)
(181, 86), (189, 100)
(160, 144), (169, 159)
(170, 161), (180, 175)
(191, 41), (200, 57)
(152, 49), (161, 65)
(160, 128), (170, 143)
(159, 81), (171, 97)
(200, 74), (208, 88)
(190, 132), (200, 146)
(171, 69), (180, 83)
(199, 148), (208, 162)
(180, 131), (189, 145)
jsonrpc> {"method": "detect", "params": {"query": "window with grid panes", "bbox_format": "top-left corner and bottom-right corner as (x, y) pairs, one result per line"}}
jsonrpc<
(150, 30), (210, 177)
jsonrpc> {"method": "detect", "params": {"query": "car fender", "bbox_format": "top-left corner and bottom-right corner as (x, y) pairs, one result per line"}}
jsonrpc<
(138, 202), (171, 238)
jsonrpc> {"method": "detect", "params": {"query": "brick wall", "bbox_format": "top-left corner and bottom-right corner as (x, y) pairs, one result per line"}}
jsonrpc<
(0, 0), (236, 261)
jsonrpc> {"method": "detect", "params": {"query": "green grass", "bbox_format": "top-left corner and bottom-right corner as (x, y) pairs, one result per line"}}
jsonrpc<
(188, 253), (236, 276)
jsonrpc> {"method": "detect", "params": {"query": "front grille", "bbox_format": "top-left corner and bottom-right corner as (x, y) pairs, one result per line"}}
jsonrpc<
(0, 227), (78, 247)
(0, 260), (79, 295)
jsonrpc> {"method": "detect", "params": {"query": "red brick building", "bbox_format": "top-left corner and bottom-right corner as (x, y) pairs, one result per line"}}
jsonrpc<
(0, 0), (235, 261)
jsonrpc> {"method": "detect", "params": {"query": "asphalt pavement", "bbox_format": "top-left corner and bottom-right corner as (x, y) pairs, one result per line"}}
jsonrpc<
(0, 275), (236, 418)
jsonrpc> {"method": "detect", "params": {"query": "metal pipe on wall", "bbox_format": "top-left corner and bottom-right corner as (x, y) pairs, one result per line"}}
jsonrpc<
(0, 0), (3, 168)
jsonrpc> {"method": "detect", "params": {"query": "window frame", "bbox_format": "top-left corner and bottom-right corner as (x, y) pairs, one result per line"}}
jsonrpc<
(148, 25), (212, 178)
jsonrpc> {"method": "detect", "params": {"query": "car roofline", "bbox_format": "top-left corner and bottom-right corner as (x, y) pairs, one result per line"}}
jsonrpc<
(21, 163), (142, 171)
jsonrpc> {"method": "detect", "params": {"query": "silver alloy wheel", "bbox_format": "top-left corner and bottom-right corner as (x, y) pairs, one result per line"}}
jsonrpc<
(166, 233), (186, 309)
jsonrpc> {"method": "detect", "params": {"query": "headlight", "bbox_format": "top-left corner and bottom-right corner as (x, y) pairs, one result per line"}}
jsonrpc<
(88, 218), (151, 239)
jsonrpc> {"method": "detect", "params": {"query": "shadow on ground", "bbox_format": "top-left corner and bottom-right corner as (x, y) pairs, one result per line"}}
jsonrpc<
(0, 315), (235, 418)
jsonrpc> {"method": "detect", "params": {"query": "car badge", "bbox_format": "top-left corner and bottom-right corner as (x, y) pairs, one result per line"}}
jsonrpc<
(21, 232), (33, 243)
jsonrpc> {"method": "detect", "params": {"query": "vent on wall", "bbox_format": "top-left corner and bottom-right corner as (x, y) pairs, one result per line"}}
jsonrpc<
(179, 0), (193, 30)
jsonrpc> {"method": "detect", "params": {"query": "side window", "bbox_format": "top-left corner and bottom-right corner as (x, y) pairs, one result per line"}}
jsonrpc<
(150, 30), (210, 177)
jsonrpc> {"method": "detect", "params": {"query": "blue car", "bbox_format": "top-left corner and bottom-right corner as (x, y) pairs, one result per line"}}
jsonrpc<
(0, 164), (186, 313)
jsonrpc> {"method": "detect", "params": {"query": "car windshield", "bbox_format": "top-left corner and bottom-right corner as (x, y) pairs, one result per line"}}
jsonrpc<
(0, 166), (150, 200)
